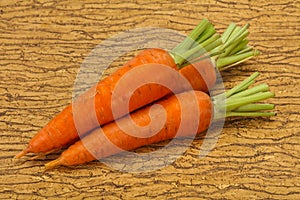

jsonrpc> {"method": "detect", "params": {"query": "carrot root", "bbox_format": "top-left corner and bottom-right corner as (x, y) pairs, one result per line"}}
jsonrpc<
(44, 158), (62, 169)
(15, 148), (29, 159)
(18, 20), (259, 159)
(29, 149), (59, 160)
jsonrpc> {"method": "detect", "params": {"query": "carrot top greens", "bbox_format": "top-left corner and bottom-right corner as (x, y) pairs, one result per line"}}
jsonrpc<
(170, 19), (260, 69)
(213, 72), (275, 119)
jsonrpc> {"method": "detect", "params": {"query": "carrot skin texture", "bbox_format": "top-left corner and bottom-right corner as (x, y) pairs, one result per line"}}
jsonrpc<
(49, 91), (213, 167)
(24, 49), (216, 155)
(180, 58), (216, 92)
(26, 49), (175, 153)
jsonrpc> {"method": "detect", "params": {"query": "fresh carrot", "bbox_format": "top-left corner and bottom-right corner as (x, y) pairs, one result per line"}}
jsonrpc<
(45, 73), (275, 168)
(45, 72), (275, 168)
(16, 19), (259, 158)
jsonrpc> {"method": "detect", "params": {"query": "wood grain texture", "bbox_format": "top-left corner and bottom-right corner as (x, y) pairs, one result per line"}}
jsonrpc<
(0, 0), (299, 199)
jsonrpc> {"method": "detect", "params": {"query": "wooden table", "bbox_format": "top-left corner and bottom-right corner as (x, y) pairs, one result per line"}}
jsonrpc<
(1, 0), (299, 199)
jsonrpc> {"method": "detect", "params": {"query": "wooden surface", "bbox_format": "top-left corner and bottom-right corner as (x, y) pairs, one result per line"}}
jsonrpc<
(1, 0), (299, 199)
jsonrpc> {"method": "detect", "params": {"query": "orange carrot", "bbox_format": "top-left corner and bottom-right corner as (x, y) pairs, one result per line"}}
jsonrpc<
(46, 91), (213, 167)
(16, 48), (176, 157)
(16, 20), (258, 158)
(45, 73), (275, 168)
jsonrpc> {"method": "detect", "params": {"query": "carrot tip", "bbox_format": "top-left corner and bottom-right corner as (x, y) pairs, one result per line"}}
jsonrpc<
(30, 149), (59, 160)
(45, 158), (62, 170)
(15, 148), (29, 159)
(30, 154), (43, 161)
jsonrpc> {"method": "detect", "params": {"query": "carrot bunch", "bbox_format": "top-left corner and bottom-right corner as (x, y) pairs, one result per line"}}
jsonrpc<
(45, 72), (275, 168)
(15, 19), (275, 169)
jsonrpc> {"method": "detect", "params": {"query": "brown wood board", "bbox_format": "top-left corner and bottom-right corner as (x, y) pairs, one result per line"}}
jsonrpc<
(0, 0), (299, 199)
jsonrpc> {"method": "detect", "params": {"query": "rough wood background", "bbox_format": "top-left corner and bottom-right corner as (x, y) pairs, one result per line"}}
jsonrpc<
(0, 0), (299, 199)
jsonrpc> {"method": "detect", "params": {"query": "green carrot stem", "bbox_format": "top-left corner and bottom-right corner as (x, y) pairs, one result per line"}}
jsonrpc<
(189, 34), (221, 59)
(216, 50), (260, 69)
(232, 28), (249, 46)
(221, 23), (236, 43)
(171, 19), (259, 70)
(226, 91), (275, 111)
(221, 26), (241, 49)
(228, 39), (249, 56)
(185, 38), (223, 63)
(196, 25), (216, 44)
(222, 24), (249, 49)
(234, 104), (275, 112)
(172, 19), (210, 53)
(214, 23), (257, 69)
(229, 83), (269, 99)
(200, 34), (220, 48)
(175, 34), (222, 68)
(225, 72), (260, 98)
(213, 72), (275, 119)
(220, 39), (249, 58)
(219, 34), (249, 58)
(203, 38), (223, 53)
(230, 26), (242, 39)
(236, 80), (255, 93)
(181, 50), (223, 68)
(183, 51), (223, 67)
(237, 46), (253, 55)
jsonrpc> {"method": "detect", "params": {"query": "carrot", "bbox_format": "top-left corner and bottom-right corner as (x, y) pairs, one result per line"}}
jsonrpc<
(16, 19), (259, 158)
(45, 72), (275, 168)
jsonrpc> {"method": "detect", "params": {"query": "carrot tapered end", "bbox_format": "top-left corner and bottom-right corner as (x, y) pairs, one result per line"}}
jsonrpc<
(45, 158), (62, 170)
(15, 148), (29, 159)
(30, 149), (59, 160)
